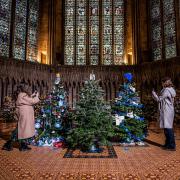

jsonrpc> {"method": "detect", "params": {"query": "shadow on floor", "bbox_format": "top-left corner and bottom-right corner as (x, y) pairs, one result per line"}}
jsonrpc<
(148, 129), (162, 134)
(144, 139), (163, 147)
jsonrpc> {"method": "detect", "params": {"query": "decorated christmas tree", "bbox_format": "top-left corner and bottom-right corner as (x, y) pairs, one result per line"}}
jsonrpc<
(33, 74), (68, 147)
(112, 73), (147, 145)
(66, 73), (114, 152)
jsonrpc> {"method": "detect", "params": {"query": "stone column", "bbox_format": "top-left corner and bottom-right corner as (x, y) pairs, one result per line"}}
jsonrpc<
(72, 82), (77, 109)
(48, 0), (56, 65)
(68, 83), (73, 109)
(0, 79), (3, 106)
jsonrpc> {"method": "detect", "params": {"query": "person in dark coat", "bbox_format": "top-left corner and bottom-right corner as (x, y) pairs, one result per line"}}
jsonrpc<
(152, 77), (176, 151)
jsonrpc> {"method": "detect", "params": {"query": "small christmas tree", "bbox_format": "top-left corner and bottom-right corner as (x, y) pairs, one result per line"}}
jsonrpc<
(0, 96), (16, 122)
(66, 73), (114, 152)
(112, 73), (147, 145)
(33, 73), (68, 147)
(174, 90), (180, 125)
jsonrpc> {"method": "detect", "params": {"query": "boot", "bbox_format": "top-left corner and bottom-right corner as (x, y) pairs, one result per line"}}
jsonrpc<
(2, 140), (13, 151)
(19, 141), (31, 151)
(25, 143), (32, 150)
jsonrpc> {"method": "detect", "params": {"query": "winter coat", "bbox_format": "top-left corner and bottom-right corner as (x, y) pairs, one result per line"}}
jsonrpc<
(16, 92), (39, 139)
(152, 87), (176, 128)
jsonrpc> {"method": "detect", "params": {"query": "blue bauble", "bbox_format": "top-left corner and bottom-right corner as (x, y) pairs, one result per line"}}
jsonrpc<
(35, 122), (41, 129)
(58, 100), (64, 107)
(59, 95), (65, 99)
(58, 137), (64, 141)
(123, 73), (133, 82)
(55, 122), (61, 128)
(36, 118), (41, 123)
(46, 109), (51, 114)
(137, 104), (143, 108)
(117, 92), (124, 97)
(139, 117), (145, 121)
(125, 128), (129, 132)
(38, 140), (44, 146)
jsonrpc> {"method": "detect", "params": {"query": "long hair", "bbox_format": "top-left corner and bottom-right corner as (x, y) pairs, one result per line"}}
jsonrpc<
(162, 77), (173, 88)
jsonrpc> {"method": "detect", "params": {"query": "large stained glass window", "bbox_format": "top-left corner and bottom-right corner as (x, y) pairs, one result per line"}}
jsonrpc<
(89, 0), (99, 65)
(102, 0), (113, 65)
(64, 0), (125, 65)
(27, 0), (39, 61)
(0, 0), (12, 57)
(114, 0), (124, 65)
(150, 0), (162, 60)
(150, 0), (177, 60)
(163, 0), (176, 59)
(64, 0), (75, 65)
(13, 0), (28, 60)
(76, 0), (87, 65)
(0, 0), (39, 61)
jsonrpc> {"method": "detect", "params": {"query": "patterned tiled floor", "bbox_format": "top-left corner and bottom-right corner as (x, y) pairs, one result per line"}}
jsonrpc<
(0, 130), (180, 180)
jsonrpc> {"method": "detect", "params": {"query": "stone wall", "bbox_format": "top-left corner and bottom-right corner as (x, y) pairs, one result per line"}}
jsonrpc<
(57, 57), (180, 108)
(0, 57), (53, 106)
(0, 57), (179, 110)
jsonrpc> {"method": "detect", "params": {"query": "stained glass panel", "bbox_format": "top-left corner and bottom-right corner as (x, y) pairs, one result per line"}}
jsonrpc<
(89, 0), (99, 65)
(64, 0), (75, 65)
(150, 0), (162, 60)
(114, 0), (124, 65)
(64, 0), (125, 65)
(13, 0), (27, 60)
(76, 0), (87, 65)
(163, 0), (176, 58)
(0, 0), (12, 57)
(27, 0), (39, 62)
(102, 0), (113, 65)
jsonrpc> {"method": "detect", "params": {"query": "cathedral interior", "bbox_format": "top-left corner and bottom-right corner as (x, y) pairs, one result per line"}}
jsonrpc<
(0, 0), (180, 179)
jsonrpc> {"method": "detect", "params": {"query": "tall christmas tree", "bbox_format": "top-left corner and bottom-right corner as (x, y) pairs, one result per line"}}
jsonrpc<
(33, 74), (68, 147)
(112, 73), (147, 145)
(66, 73), (114, 152)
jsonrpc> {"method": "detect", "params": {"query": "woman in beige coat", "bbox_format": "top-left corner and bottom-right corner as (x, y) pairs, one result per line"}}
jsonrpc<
(16, 85), (39, 150)
(2, 83), (39, 151)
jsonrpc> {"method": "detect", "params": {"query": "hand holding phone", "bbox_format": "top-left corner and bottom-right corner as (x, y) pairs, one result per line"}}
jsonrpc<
(32, 90), (38, 98)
